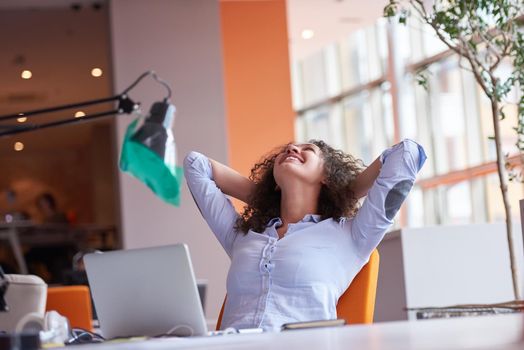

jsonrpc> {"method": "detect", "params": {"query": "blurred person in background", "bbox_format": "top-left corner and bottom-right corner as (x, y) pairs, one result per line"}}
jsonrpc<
(26, 192), (74, 283)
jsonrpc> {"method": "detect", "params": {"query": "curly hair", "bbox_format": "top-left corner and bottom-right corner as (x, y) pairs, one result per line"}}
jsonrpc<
(235, 140), (365, 233)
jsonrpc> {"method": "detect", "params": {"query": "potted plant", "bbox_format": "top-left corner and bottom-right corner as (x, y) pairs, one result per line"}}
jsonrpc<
(383, 0), (524, 302)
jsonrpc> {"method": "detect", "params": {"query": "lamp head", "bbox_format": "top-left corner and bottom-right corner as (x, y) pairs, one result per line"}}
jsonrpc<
(131, 100), (175, 158)
(119, 100), (183, 206)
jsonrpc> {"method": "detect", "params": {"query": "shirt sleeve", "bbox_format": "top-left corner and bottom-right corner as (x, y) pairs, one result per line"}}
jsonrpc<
(184, 151), (240, 258)
(348, 139), (427, 258)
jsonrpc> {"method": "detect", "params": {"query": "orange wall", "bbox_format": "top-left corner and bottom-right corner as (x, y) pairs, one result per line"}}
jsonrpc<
(220, 0), (295, 178)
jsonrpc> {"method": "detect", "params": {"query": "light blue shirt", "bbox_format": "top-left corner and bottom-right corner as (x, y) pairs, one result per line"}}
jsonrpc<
(184, 139), (426, 332)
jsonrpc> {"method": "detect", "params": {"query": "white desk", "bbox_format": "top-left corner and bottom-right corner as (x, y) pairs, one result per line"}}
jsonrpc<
(375, 224), (524, 322)
(77, 313), (523, 350)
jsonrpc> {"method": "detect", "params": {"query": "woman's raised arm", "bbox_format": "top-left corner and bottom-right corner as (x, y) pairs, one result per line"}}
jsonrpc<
(208, 159), (255, 204)
(347, 139), (426, 257)
(350, 157), (382, 199)
(184, 152), (250, 256)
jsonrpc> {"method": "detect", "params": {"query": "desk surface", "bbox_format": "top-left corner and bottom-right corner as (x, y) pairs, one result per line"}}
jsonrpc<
(77, 313), (523, 350)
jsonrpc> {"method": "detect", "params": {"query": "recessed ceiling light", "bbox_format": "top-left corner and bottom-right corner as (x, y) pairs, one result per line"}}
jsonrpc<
(75, 111), (86, 118)
(91, 68), (103, 77)
(301, 29), (315, 40)
(14, 142), (24, 151)
(21, 70), (32, 79)
(17, 113), (26, 123)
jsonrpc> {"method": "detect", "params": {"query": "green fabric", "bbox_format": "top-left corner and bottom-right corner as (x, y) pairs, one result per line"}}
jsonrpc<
(119, 119), (183, 206)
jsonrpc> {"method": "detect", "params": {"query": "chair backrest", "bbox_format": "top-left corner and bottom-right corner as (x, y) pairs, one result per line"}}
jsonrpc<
(46, 285), (93, 330)
(216, 249), (380, 330)
(336, 249), (380, 325)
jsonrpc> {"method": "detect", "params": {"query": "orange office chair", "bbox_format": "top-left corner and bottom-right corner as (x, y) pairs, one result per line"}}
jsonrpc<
(216, 249), (380, 330)
(336, 249), (380, 324)
(46, 285), (93, 330)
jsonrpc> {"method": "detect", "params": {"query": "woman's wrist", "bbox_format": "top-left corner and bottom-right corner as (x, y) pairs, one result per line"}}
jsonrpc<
(351, 157), (382, 199)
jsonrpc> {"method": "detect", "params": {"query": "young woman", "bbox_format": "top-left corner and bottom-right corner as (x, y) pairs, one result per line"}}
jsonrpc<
(184, 139), (426, 332)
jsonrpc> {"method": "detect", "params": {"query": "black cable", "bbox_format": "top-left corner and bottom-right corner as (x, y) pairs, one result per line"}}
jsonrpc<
(0, 266), (8, 312)
(65, 328), (105, 345)
(121, 70), (172, 101)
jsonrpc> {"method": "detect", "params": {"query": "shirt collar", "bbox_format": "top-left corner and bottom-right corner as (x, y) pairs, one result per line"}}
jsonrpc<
(266, 214), (321, 227)
(266, 217), (282, 227)
(303, 214), (321, 223)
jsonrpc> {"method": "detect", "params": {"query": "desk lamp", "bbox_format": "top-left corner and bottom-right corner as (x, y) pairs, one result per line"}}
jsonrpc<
(0, 71), (182, 206)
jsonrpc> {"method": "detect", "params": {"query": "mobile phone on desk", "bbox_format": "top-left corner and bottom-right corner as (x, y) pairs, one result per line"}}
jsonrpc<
(281, 319), (346, 331)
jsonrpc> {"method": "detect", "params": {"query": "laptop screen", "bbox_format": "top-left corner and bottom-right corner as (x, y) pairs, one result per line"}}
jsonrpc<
(84, 244), (207, 338)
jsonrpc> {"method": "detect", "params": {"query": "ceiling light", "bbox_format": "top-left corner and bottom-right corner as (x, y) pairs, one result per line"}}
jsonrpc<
(75, 111), (86, 118)
(17, 113), (26, 123)
(21, 70), (32, 79)
(14, 142), (24, 151)
(301, 29), (315, 40)
(91, 68), (103, 77)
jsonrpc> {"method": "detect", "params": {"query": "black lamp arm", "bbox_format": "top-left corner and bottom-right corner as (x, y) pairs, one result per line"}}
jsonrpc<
(0, 109), (119, 137)
(0, 95), (138, 137)
(0, 70), (170, 137)
(0, 95), (120, 123)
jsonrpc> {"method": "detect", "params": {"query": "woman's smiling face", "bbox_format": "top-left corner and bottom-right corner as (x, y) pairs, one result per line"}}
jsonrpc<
(273, 143), (325, 188)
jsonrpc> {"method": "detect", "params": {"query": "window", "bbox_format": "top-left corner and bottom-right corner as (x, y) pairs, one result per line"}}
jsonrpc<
(292, 19), (524, 227)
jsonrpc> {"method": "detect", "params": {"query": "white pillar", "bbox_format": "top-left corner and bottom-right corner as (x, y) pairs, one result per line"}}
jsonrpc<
(109, 0), (229, 321)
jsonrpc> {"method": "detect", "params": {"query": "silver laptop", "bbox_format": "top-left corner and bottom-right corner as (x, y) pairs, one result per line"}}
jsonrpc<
(84, 244), (208, 338)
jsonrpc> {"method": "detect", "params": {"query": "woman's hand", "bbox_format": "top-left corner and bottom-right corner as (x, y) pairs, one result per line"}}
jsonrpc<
(350, 157), (381, 199)
(209, 158), (255, 204)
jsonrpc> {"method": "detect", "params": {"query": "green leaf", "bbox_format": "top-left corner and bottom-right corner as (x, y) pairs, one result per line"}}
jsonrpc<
(398, 8), (409, 25)
(383, 2), (398, 18)
(415, 69), (431, 91)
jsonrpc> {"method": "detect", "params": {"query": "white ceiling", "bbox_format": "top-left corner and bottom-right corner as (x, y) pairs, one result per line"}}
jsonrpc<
(287, 0), (386, 61)
(0, 0), (387, 62)
(0, 0), (385, 153)
(0, 1), (112, 154)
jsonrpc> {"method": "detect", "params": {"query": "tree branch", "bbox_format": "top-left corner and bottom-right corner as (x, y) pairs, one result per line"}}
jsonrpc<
(458, 56), (476, 75)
